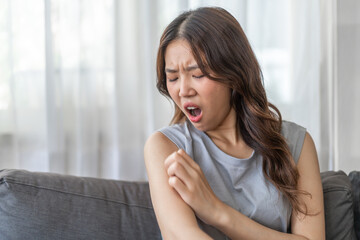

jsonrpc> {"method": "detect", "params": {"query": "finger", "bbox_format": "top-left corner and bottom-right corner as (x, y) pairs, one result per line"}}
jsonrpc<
(165, 150), (200, 185)
(165, 150), (193, 174)
(164, 151), (179, 170)
(177, 149), (201, 172)
(177, 149), (210, 190)
(175, 150), (202, 181)
(168, 176), (189, 202)
(167, 159), (192, 184)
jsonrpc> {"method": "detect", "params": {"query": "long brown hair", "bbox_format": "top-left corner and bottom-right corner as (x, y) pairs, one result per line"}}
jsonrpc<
(156, 7), (308, 215)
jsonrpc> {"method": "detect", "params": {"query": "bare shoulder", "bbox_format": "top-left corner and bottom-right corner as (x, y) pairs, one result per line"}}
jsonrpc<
(144, 131), (178, 180)
(145, 131), (176, 152)
(291, 132), (325, 239)
(144, 131), (178, 163)
(144, 131), (204, 238)
(297, 132), (318, 169)
(296, 132), (321, 194)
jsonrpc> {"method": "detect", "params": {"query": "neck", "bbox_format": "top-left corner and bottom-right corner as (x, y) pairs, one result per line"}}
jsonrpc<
(205, 108), (242, 145)
(204, 108), (253, 159)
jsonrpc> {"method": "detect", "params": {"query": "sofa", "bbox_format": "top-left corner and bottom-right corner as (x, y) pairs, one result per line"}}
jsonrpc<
(0, 169), (359, 240)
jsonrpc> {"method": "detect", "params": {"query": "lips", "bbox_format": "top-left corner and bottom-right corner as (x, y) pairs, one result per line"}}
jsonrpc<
(183, 102), (202, 123)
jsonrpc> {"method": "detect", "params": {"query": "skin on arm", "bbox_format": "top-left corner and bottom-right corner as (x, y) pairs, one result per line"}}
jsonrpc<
(166, 132), (325, 240)
(144, 131), (211, 240)
(290, 132), (326, 239)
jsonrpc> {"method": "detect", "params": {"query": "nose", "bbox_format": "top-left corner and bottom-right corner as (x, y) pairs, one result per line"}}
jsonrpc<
(179, 76), (196, 97)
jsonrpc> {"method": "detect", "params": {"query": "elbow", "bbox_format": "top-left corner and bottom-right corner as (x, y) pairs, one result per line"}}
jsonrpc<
(161, 226), (211, 240)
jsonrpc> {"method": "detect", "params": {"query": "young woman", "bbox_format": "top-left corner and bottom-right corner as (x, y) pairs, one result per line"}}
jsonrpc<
(144, 7), (325, 240)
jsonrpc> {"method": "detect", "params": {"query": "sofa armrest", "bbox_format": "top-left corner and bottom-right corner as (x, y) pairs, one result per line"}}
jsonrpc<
(321, 171), (357, 240)
(0, 169), (161, 240)
(349, 171), (360, 240)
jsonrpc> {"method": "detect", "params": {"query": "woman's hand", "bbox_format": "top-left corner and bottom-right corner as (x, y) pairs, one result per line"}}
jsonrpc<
(145, 133), (213, 239)
(164, 149), (224, 225)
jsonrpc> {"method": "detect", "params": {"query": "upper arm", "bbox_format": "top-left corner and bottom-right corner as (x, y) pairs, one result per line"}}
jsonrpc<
(144, 132), (205, 239)
(291, 132), (325, 239)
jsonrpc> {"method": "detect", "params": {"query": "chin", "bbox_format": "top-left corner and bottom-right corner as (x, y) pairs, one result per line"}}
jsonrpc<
(189, 121), (210, 132)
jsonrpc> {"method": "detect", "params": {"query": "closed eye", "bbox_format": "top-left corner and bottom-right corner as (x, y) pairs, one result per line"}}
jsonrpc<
(193, 75), (204, 79)
(167, 77), (178, 82)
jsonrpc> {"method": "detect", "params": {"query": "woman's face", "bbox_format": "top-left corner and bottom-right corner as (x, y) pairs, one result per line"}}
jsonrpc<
(164, 39), (234, 132)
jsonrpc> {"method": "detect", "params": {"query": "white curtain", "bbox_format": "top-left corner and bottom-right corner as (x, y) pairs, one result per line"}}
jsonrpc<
(0, 0), (358, 181)
(335, 0), (360, 172)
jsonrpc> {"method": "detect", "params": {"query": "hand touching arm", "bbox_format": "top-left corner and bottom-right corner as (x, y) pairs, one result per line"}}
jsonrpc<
(144, 132), (211, 240)
(164, 132), (325, 240)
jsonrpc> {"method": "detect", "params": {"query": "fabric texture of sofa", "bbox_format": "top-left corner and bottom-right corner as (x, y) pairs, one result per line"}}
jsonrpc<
(0, 169), (359, 240)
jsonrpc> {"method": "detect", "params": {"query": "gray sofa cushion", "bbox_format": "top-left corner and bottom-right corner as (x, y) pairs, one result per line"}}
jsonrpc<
(321, 171), (357, 240)
(1, 169), (358, 240)
(349, 171), (360, 239)
(0, 169), (161, 240)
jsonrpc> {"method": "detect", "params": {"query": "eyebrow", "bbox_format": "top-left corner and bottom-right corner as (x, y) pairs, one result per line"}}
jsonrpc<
(165, 65), (199, 73)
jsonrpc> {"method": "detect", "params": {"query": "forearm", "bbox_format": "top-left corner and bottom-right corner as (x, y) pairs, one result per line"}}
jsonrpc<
(161, 226), (212, 240)
(212, 203), (309, 240)
(154, 199), (213, 240)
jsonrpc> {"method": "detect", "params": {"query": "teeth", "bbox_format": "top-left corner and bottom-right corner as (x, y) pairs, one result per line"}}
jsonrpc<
(187, 107), (196, 110)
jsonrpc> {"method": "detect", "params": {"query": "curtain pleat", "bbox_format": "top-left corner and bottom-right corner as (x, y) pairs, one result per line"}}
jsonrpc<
(0, 0), (359, 180)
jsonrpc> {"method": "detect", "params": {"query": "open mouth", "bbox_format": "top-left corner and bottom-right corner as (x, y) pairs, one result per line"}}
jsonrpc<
(185, 105), (202, 122)
(187, 106), (202, 117)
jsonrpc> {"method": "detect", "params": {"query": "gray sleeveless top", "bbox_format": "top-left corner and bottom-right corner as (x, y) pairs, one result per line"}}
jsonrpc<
(159, 120), (306, 239)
